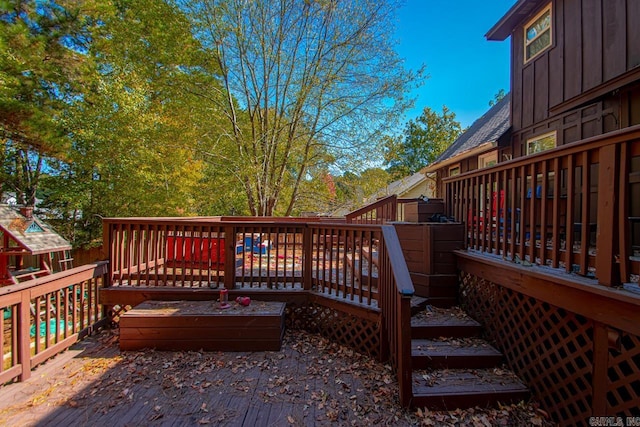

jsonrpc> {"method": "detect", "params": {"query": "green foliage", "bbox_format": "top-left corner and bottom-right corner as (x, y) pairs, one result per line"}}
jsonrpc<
(384, 106), (462, 180)
(292, 167), (391, 216)
(489, 89), (507, 107)
(181, 0), (422, 216)
(2, 0), (421, 247)
(37, 0), (229, 246)
(0, 0), (90, 205)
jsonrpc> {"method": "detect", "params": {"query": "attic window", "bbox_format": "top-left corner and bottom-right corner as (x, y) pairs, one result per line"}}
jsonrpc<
(524, 4), (552, 63)
(25, 222), (44, 233)
(479, 151), (498, 168)
(526, 131), (556, 155)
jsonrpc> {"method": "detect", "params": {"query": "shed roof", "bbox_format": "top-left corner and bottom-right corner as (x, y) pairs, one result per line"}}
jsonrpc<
(425, 93), (511, 172)
(0, 205), (71, 255)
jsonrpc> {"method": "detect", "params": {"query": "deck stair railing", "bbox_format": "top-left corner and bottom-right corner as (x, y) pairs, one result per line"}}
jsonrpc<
(345, 194), (425, 223)
(346, 195), (398, 224)
(444, 124), (640, 287)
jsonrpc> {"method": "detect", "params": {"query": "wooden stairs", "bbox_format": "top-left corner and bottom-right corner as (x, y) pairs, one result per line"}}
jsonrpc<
(408, 300), (530, 410)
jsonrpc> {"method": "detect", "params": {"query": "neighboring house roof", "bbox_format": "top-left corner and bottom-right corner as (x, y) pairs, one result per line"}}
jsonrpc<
(363, 169), (435, 206)
(425, 93), (511, 172)
(0, 205), (71, 255)
(374, 170), (430, 199)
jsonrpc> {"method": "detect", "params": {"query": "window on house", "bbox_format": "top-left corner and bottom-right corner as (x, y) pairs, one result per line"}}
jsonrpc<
(526, 131), (556, 155)
(524, 4), (552, 63)
(479, 151), (498, 168)
(449, 165), (460, 176)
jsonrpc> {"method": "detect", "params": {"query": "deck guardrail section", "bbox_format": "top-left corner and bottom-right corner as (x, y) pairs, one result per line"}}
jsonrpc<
(444, 125), (640, 286)
(0, 262), (108, 384)
(308, 224), (381, 306)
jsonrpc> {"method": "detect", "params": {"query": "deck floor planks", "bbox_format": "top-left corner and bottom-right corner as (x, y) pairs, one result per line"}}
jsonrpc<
(0, 328), (422, 427)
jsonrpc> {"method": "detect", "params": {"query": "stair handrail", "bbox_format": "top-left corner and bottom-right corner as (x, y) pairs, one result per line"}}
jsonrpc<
(378, 224), (415, 406)
(346, 195), (398, 224)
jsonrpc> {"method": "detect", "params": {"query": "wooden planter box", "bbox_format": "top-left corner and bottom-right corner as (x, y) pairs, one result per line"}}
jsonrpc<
(393, 223), (464, 306)
(119, 300), (285, 352)
(404, 200), (445, 222)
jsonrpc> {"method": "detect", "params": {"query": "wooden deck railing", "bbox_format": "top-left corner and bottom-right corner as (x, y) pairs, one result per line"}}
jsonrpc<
(444, 124), (640, 287)
(0, 262), (108, 384)
(103, 217), (415, 403)
(105, 219), (391, 304)
(378, 225), (414, 406)
(346, 195), (398, 224)
(345, 195), (424, 223)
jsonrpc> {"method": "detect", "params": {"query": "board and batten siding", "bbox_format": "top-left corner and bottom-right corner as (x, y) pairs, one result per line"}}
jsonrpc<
(509, 0), (640, 135)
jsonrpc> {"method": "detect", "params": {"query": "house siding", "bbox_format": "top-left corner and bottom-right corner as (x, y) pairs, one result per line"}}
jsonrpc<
(510, 0), (640, 150)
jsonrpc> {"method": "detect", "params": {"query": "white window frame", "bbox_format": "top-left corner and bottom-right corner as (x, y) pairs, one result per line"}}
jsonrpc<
(478, 151), (498, 169)
(526, 131), (557, 155)
(524, 3), (552, 64)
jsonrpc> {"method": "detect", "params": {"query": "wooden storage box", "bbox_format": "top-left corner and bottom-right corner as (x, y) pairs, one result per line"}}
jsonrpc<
(120, 300), (285, 352)
(393, 223), (464, 306)
(404, 200), (445, 222)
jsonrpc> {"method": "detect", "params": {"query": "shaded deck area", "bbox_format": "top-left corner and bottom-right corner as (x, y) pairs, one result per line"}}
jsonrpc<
(0, 328), (548, 427)
(0, 328), (408, 426)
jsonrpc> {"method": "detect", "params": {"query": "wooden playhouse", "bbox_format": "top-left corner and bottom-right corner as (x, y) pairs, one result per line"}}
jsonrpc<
(0, 205), (72, 286)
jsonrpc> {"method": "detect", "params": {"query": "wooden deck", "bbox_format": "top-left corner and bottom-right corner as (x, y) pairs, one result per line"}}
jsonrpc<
(0, 328), (415, 427)
(119, 300), (285, 352)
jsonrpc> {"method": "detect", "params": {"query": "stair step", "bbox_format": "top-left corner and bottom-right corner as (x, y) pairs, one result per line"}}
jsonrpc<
(411, 316), (482, 339)
(411, 339), (503, 369)
(411, 368), (530, 410)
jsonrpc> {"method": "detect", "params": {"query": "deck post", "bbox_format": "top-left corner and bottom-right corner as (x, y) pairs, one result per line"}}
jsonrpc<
(18, 291), (31, 381)
(302, 225), (312, 290)
(223, 224), (236, 289)
(102, 221), (112, 288)
(398, 294), (413, 407)
(595, 144), (619, 287)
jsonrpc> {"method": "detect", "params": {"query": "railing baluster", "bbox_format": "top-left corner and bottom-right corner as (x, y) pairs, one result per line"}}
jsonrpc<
(566, 154), (576, 273)
(528, 163), (536, 264)
(500, 169), (508, 258)
(551, 158), (561, 268)
(518, 165), (527, 262)
(580, 152), (591, 275)
(618, 142), (630, 283)
(540, 160), (549, 266)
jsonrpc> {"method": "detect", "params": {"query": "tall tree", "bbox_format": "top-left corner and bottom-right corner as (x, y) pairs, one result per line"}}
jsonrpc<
(181, 0), (422, 216)
(384, 106), (462, 180)
(0, 0), (90, 205)
(40, 0), (226, 246)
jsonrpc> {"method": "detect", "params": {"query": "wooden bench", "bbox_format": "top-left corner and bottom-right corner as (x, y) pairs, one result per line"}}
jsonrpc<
(119, 300), (285, 352)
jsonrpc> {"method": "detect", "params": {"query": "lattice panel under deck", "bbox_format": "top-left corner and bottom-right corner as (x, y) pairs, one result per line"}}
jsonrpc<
(286, 303), (381, 360)
(460, 273), (594, 426)
(607, 333), (640, 416)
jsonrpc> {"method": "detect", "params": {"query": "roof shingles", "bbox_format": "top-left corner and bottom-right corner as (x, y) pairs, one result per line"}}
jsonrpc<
(431, 93), (511, 168)
(0, 206), (71, 255)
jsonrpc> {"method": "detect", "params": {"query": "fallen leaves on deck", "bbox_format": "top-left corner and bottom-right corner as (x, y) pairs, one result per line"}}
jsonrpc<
(0, 328), (554, 426)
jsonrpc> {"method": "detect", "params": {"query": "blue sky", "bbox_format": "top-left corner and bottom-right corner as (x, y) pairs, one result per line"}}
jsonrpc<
(394, 0), (514, 128)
